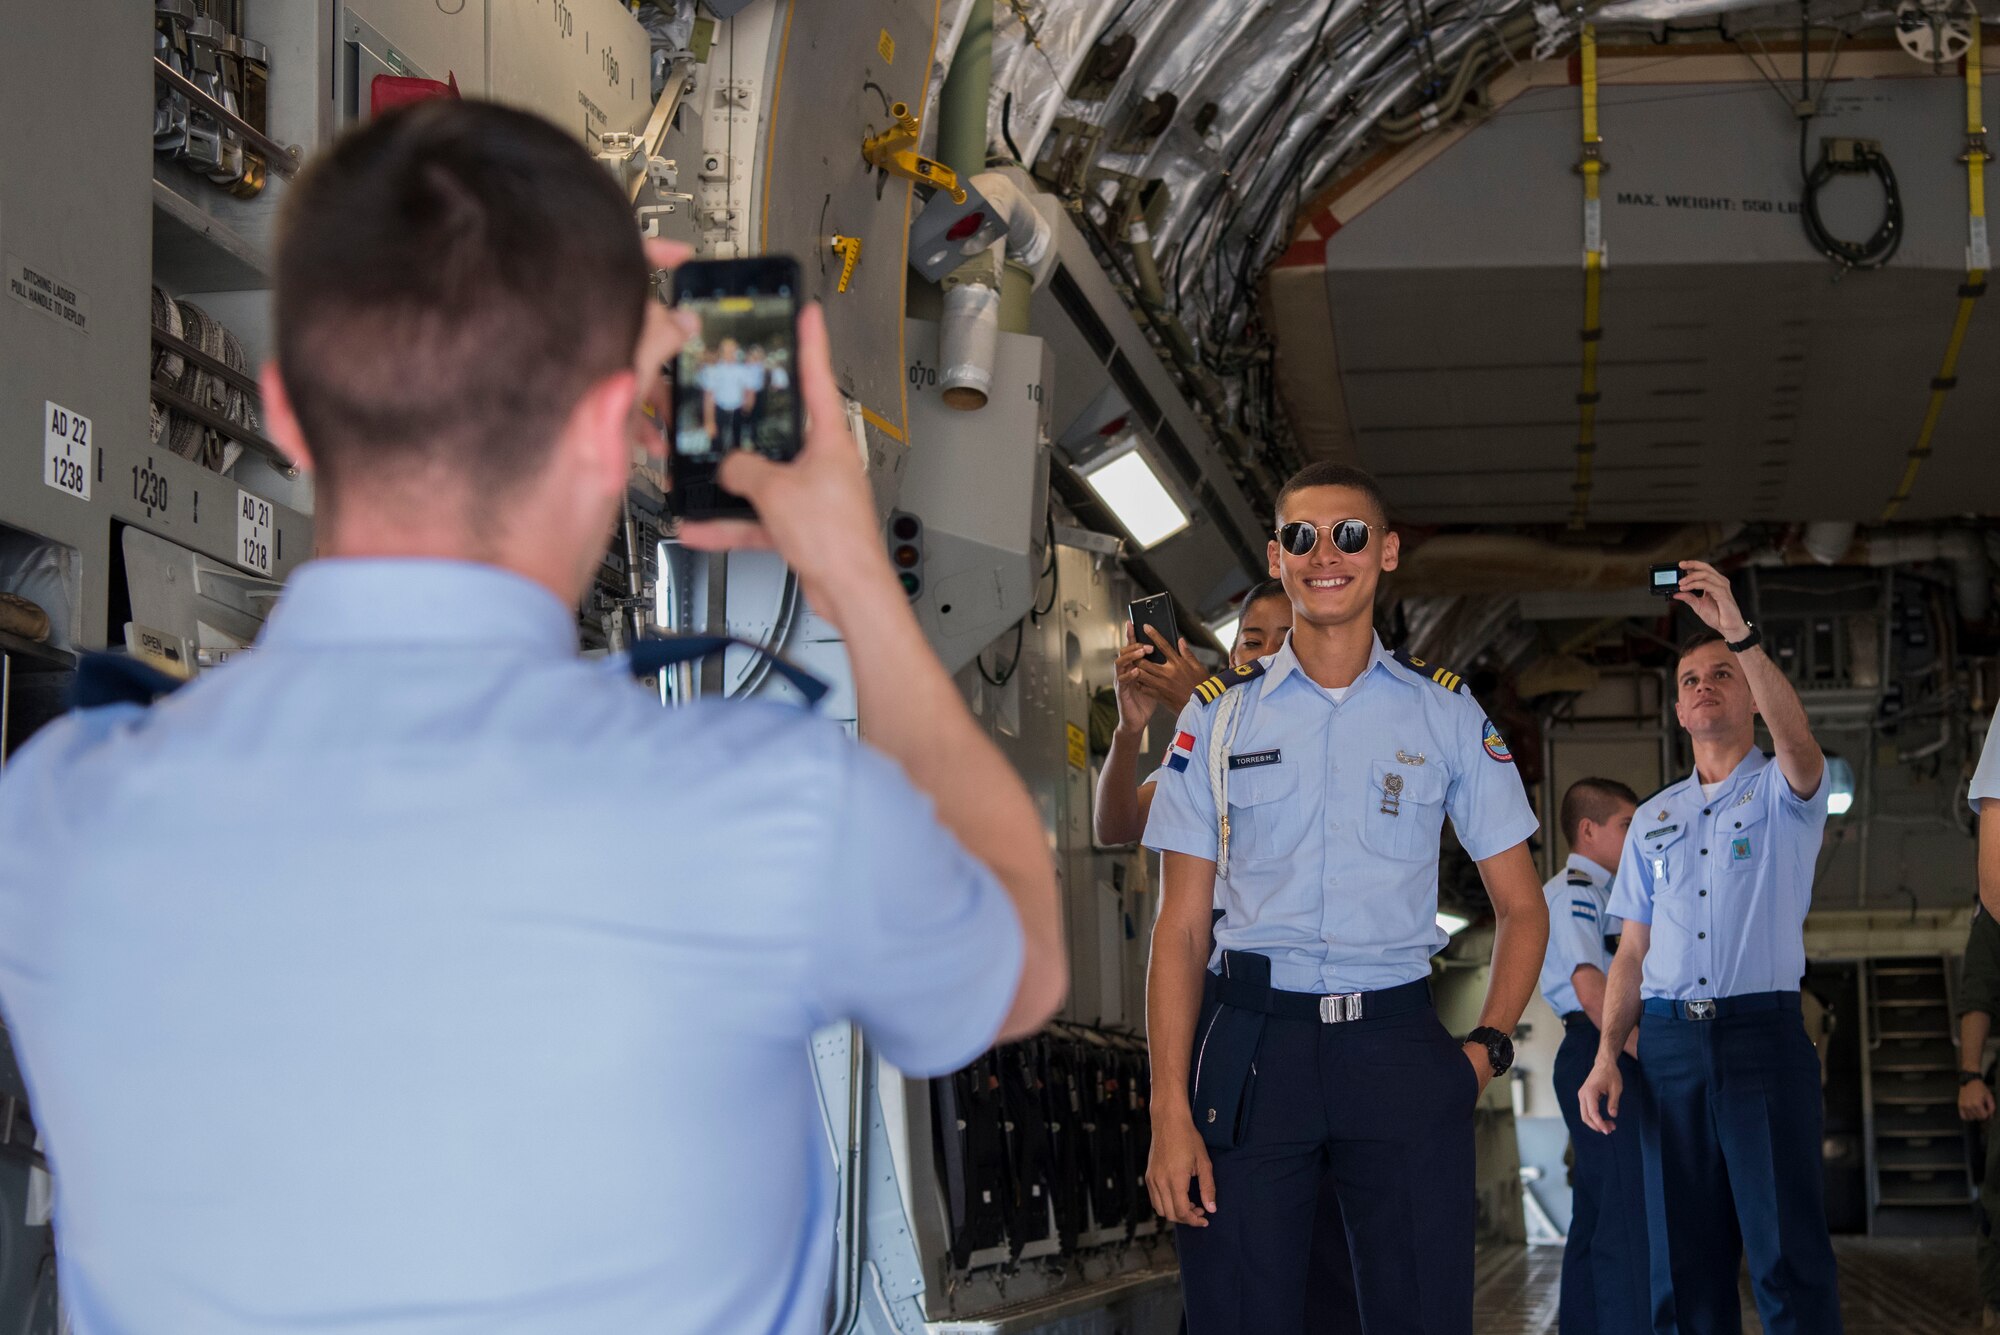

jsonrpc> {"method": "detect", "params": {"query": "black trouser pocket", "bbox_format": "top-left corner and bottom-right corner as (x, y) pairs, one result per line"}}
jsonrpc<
(1189, 998), (1266, 1151)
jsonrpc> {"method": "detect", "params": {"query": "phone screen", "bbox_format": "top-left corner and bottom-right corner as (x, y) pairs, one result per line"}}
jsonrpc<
(668, 259), (803, 518)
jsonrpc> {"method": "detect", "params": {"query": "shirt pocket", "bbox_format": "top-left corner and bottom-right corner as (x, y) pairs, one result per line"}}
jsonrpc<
(1640, 824), (1696, 930)
(1361, 760), (1448, 862)
(1226, 763), (1307, 864)
(1718, 799), (1769, 876)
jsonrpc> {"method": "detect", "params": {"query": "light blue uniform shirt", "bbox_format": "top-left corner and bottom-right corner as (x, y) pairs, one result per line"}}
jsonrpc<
(1607, 749), (1827, 1001)
(1538, 854), (1616, 1018)
(1969, 715), (2000, 813)
(0, 560), (1023, 1335)
(1143, 634), (1538, 994)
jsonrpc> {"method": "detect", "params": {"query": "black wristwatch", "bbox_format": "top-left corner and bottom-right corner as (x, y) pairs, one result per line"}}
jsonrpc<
(1725, 624), (1762, 654)
(1465, 1027), (1514, 1078)
(1962, 1070), (1988, 1088)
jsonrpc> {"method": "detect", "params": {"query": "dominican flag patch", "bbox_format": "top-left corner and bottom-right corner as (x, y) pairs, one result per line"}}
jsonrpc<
(1167, 730), (1197, 772)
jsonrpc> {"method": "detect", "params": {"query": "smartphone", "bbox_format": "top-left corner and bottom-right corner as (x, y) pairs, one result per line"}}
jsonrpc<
(1129, 593), (1180, 665)
(1649, 563), (1684, 598)
(666, 256), (804, 520)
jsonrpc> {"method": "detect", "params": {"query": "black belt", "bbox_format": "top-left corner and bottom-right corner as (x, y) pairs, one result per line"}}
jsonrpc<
(1215, 971), (1432, 1024)
(1642, 990), (1800, 1022)
(1561, 1011), (1595, 1030)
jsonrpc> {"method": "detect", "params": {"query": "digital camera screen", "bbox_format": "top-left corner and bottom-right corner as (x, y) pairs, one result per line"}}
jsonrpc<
(671, 294), (799, 463)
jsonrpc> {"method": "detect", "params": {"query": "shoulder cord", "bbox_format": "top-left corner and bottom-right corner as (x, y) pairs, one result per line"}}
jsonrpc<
(1207, 687), (1253, 880)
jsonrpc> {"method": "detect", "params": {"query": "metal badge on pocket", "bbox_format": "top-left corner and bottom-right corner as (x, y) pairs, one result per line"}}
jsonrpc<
(1380, 772), (1404, 816)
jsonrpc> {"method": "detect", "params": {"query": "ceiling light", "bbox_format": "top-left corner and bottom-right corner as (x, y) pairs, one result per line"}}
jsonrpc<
(1078, 442), (1190, 550)
(1209, 614), (1242, 650)
(1437, 910), (1472, 937)
(1826, 755), (1855, 817)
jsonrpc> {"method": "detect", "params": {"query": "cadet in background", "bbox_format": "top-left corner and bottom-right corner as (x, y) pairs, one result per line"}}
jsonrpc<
(1579, 562), (1841, 1335)
(1094, 579), (1290, 846)
(1538, 777), (1648, 1335)
(1143, 462), (1548, 1335)
(0, 101), (1065, 1334)
(1961, 716), (2000, 1327)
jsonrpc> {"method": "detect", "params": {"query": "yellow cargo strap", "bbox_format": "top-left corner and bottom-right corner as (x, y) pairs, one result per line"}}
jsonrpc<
(1571, 26), (1606, 530)
(1884, 24), (1989, 521)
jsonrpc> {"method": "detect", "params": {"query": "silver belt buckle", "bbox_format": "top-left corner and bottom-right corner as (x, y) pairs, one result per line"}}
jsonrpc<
(1684, 998), (1717, 1021)
(1319, 992), (1364, 1024)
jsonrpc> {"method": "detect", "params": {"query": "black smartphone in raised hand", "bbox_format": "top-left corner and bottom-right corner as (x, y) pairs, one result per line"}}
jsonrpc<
(666, 256), (804, 520)
(1128, 593), (1180, 665)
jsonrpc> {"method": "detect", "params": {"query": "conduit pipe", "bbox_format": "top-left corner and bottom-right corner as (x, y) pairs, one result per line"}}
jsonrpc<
(1392, 525), (1739, 596)
(1747, 527), (1992, 623)
(939, 171), (1055, 409)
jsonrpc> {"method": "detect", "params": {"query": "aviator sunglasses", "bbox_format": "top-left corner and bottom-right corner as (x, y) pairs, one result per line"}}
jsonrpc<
(1275, 518), (1376, 557)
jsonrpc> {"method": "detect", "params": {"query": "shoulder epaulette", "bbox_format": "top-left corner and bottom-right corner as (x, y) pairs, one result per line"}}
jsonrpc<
(1635, 777), (1685, 810)
(1566, 872), (1592, 886)
(1391, 648), (1465, 694)
(1193, 659), (1265, 706)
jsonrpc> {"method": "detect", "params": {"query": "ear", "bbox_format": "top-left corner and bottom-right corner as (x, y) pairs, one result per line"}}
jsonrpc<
(1266, 538), (1282, 579)
(1380, 529), (1401, 573)
(567, 369), (640, 500)
(259, 364), (315, 476)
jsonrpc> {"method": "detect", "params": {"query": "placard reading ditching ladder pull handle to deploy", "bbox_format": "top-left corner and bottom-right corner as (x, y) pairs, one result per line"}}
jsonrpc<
(236, 488), (273, 576)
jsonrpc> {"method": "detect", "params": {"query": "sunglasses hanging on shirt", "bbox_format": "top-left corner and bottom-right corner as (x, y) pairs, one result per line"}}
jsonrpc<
(1276, 519), (1375, 557)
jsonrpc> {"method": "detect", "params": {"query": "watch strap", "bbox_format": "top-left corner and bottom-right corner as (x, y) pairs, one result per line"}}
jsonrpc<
(1962, 1070), (1988, 1087)
(1725, 625), (1762, 654)
(1466, 1026), (1514, 1077)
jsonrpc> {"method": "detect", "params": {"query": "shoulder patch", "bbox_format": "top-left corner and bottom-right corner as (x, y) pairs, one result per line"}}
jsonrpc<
(1193, 659), (1265, 706)
(1392, 648), (1464, 693)
(1566, 873), (1592, 886)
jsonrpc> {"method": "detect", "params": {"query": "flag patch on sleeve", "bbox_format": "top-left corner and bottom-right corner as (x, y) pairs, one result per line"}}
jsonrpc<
(1167, 730), (1197, 772)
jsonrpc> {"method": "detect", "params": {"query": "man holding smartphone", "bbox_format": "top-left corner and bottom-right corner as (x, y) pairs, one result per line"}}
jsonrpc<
(1578, 561), (1840, 1334)
(0, 100), (1065, 1334)
(1142, 462), (1548, 1334)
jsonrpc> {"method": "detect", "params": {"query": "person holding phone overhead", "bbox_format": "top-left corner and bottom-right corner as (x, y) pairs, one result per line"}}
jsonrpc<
(1142, 462), (1547, 1335)
(1578, 560), (1841, 1334)
(0, 100), (1066, 1335)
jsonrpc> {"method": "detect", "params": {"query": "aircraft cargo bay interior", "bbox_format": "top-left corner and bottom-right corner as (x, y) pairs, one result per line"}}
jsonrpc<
(4, 1), (2000, 1332)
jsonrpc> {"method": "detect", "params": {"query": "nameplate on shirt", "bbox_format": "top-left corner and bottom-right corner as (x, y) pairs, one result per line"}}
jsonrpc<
(1643, 823), (1678, 840)
(1227, 749), (1281, 771)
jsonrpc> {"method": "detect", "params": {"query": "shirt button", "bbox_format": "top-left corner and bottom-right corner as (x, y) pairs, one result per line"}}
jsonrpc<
(1734, 821), (1742, 829)
(1703, 808), (1711, 816)
(1700, 890), (1708, 897)
(1699, 976), (1708, 985)
(1698, 931), (1707, 939)
(1701, 848), (1709, 856)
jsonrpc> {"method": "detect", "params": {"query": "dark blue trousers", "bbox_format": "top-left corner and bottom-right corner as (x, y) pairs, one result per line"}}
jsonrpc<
(1178, 1000), (1476, 1335)
(1636, 995), (1842, 1335)
(1553, 1017), (1651, 1334)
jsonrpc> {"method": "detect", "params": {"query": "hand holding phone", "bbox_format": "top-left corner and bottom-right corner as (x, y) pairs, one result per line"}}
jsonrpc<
(667, 257), (805, 520)
(1128, 594), (1180, 665)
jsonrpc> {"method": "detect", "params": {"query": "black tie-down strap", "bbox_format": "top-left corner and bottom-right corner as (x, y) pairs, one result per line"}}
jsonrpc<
(627, 634), (829, 707)
(69, 654), (187, 710)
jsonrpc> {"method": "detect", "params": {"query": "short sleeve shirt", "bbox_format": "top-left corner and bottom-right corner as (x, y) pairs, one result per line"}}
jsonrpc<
(1607, 749), (1828, 1000)
(0, 560), (1023, 1335)
(1970, 716), (2000, 814)
(1538, 854), (1616, 1017)
(1143, 634), (1538, 993)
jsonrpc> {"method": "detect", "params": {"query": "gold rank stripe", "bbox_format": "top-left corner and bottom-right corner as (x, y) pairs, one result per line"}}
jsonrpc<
(1431, 667), (1462, 692)
(1195, 676), (1226, 703)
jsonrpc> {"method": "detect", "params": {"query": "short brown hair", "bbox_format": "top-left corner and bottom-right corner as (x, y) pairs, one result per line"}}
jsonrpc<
(1274, 462), (1390, 528)
(1561, 777), (1639, 847)
(1676, 629), (1727, 673)
(274, 99), (646, 503)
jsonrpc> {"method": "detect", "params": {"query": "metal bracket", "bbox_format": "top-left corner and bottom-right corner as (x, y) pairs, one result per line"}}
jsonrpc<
(861, 102), (966, 204)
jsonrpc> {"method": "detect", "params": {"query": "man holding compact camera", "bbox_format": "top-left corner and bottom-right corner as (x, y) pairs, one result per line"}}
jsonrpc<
(1579, 560), (1841, 1334)
(0, 99), (1065, 1334)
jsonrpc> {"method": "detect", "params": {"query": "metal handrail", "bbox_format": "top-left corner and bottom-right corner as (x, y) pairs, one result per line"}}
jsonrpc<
(148, 383), (288, 469)
(153, 56), (302, 181)
(151, 326), (261, 400)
